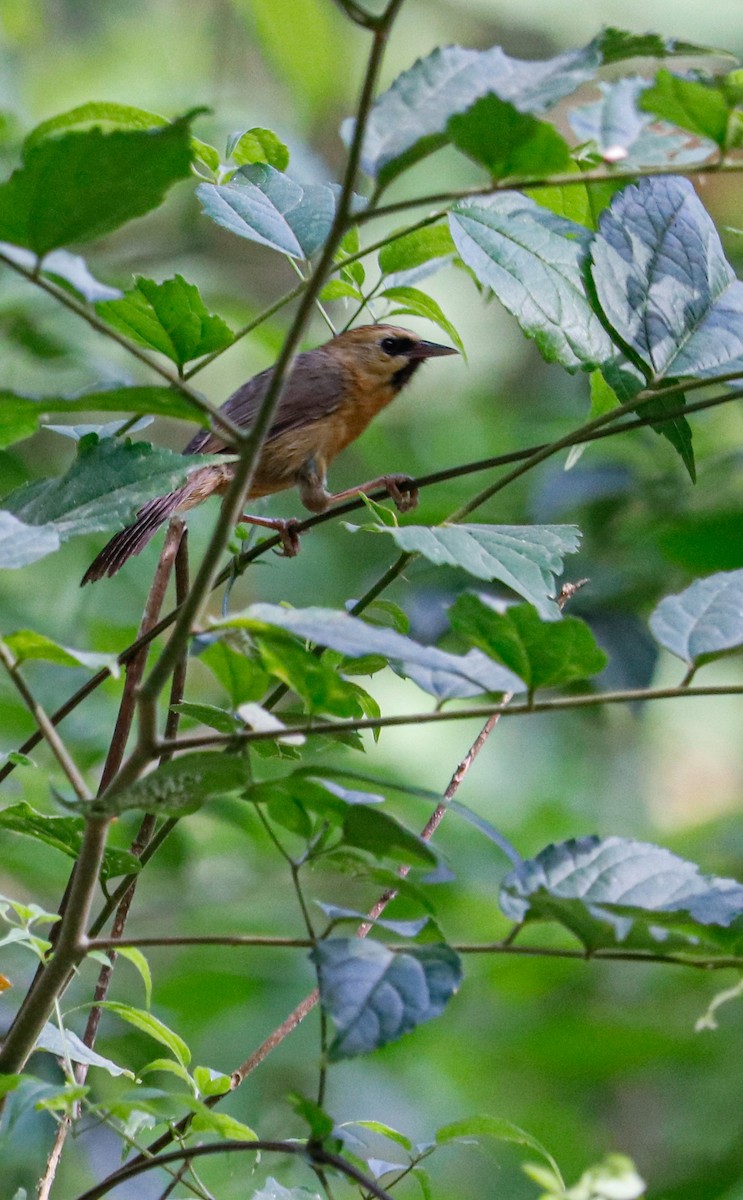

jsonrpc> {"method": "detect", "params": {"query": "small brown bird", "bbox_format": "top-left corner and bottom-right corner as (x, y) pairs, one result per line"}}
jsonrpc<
(82, 324), (457, 583)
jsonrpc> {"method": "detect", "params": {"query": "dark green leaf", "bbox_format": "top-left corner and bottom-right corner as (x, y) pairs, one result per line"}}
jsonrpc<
(0, 802), (140, 881)
(197, 163), (338, 258)
(341, 806), (437, 866)
(1, 438), (231, 565)
(311, 939), (462, 1059)
(97, 276), (233, 367)
(371, 525), (581, 620)
(215, 604), (522, 698)
(0, 386), (208, 451)
(640, 70), (731, 147)
(448, 94), (572, 179)
(97, 752), (249, 816)
(287, 1091), (335, 1141)
(500, 836), (743, 952)
(449, 194), (614, 372)
(648, 569), (743, 666)
(596, 28), (727, 64)
(0, 114), (196, 255)
(449, 594), (608, 689)
(227, 127), (289, 171)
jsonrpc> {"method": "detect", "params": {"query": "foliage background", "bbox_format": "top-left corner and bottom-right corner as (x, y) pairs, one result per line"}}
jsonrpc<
(0, 1), (742, 1197)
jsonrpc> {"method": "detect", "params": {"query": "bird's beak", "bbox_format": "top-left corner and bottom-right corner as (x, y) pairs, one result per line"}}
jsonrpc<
(407, 340), (459, 360)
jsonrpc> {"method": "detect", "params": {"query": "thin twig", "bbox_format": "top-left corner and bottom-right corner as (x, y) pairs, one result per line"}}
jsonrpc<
(0, 640), (91, 802)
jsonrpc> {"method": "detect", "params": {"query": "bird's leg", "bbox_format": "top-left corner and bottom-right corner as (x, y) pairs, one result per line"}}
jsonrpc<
(329, 473), (419, 513)
(239, 513), (302, 557)
(298, 457), (419, 516)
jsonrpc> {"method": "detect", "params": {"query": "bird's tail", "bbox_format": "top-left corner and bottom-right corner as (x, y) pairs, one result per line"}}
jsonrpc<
(81, 485), (191, 585)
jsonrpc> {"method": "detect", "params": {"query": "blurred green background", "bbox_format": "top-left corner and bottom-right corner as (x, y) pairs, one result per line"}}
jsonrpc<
(1, 1), (743, 1197)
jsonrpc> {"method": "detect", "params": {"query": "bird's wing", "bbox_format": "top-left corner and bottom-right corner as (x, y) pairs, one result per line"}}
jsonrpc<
(184, 352), (346, 455)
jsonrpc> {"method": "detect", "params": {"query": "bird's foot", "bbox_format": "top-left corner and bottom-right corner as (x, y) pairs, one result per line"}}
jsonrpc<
(382, 474), (419, 513)
(239, 513), (303, 557)
(272, 518), (302, 557)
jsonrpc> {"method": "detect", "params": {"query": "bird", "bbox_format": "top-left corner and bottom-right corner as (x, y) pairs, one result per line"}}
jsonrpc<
(81, 324), (457, 583)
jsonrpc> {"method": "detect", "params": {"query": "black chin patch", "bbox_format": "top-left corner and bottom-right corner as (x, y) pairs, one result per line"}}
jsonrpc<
(391, 358), (422, 389)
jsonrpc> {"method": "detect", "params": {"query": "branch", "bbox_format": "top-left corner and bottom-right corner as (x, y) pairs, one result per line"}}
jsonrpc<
(0, 639), (91, 802)
(362, 157), (743, 225)
(73, 1139), (395, 1200)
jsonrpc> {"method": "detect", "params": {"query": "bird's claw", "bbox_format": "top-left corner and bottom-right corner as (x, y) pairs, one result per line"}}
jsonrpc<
(272, 518), (302, 557)
(383, 474), (419, 513)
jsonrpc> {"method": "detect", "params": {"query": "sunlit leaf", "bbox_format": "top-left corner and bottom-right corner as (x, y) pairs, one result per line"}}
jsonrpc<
(3, 630), (118, 675)
(227, 126), (289, 171)
(640, 69), (731, 148)
(97, 1002), (191, 1067)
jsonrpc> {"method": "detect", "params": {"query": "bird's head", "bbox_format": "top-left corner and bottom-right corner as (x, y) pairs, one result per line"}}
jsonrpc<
(328, 324), (458, 392)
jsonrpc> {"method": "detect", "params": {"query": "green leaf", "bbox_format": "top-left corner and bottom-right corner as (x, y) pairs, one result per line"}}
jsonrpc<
(3, 630), (118, 675)
(348, 38), (603, 184)
(197, 164), (339, 258)
(311, 939), (462, 1059)
(190, 1102), (258, 1141)
(170, 701), (241, 735)
(116, 947), (152, 1008)
(1, 438), (231, 566)
(0, 114), (196, 256)
(448, 94), (572, 179)
(197, 637), (270, 706)
(192, 1065), (231, 1098)
(97, 1002), (191, 1067)
(35, 1022), (132, 1077)
(436, 1114), (563, 1187)
(319, 279), (363, 303)
(640, 69), (731, 148)
(379, 224), (456, 277)
(449, 595), (607, 690)
(449, 194), (614, 372)
(596, 28), (727, 64)
(288, 1091), (336, 1141)
(500, 837), (743, 953)
(97, 751), (249, 817)
(372, 525), (581, 621)
(648, 569), (743, 667)
(341, 806), (437, 866)
(214, 604), (522, 700)
(227, 127), (289, 171)
(0, 802), (140, 881)
(254, 633), (366, 717)
(0, 386), (209, 451)
(0, 242), (121, 302)
(97, 276), (233, 367)
(380, 286), (464, 356)
(317, 902), (429, 938)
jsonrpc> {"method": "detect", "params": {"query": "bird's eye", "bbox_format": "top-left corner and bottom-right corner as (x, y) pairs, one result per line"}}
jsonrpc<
(380, 335), (415, 356)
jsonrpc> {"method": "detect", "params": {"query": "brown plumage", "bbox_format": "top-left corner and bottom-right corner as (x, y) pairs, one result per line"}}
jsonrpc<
(82, 324), (457, 583)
